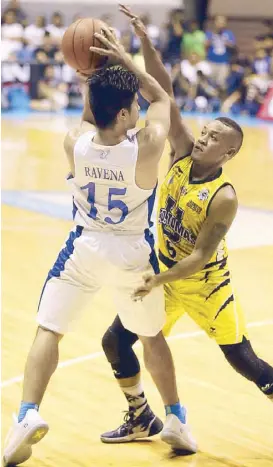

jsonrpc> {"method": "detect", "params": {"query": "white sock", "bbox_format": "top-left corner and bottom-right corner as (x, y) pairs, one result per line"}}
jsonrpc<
(122, 382), (147, 412)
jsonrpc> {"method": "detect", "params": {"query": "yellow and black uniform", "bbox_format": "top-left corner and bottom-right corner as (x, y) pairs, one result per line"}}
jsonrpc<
(158, 155), (248, 345)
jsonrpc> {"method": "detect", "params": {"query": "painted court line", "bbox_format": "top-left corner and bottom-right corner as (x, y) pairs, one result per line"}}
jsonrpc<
(1, 320), (272, 389)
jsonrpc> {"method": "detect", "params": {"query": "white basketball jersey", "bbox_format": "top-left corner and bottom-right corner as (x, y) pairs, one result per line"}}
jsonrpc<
(67, 130), (156, 235)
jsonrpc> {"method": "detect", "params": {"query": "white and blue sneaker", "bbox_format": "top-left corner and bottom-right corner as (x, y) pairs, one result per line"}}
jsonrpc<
(3, 409), (49, 466)
(160, 414), (198, 453)
(101, 404), (163, 443)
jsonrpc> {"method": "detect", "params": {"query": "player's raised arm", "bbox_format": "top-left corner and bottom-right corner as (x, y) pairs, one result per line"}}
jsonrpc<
(90, 26), (171, 159)
(119, 4), (194, 161)
(134, 185), (238, 297)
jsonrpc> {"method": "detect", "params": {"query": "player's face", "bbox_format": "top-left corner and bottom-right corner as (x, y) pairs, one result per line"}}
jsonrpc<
(191, 121), (237, 166)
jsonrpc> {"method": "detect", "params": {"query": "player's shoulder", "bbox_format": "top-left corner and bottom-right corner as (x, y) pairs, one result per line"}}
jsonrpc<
(169, 153), (192, 173)
(137, 122), (167, 148)
(208, 183), (238, 217)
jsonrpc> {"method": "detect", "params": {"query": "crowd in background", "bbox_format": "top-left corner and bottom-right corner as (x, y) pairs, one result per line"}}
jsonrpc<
(1, 0), (273, 115)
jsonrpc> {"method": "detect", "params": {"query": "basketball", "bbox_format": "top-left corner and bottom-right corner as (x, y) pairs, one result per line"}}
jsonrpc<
(61, 18), (107, 74)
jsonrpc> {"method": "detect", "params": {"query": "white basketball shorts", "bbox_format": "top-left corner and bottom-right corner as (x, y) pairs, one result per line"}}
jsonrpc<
(37, 226), (165, 337)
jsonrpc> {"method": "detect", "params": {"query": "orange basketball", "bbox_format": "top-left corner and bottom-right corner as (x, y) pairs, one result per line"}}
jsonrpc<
(61, 18), (107, 75)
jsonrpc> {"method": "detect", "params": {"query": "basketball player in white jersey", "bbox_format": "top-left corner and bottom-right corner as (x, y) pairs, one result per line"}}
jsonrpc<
(3, 27), (196, 466)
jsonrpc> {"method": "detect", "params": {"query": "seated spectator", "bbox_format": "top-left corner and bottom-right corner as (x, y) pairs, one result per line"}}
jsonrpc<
(17, 43), (34, 62)
(30, 65), (68, 111)
(1, 10), (23, 55)
(24, 16), (46, 48)
(183, 20), (206, 59)
(180, 51), (211, 84)
(252, 48), (271, 77)
(163, 9), (185, 65)
(2, 0), (26, 25)
(206, 15), (236, 88)
(255, 20), (273, 55)
(34, 32), (59, 63)
(46, 12), (66, 45)
(224, 58), (245, 98)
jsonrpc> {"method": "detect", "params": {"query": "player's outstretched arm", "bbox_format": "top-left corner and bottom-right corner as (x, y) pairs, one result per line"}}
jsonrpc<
(119, 4), (194, 161)
(133, 185), (238, 298)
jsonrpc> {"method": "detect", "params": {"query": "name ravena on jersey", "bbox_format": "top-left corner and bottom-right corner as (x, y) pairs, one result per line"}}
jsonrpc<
(84, 166), (125, 182)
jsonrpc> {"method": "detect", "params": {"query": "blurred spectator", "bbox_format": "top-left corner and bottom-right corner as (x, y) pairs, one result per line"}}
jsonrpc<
(252, 48), (271, 77)
(183, 20), (206, 59)
(163, 9), (185, 65)
(34, 32), (59, 63)
(180, 52), (211, 85)
(224, 59), (245, 98)
(255, 20), (273, 55)
(17, 42), (34, 61)
(31, 65), (68, 111)
(46, 12), (66, 45)
(206, 15), (236, 88)
(2, 0), (26, 25)
(1, 10), (23, 55)
(24, 16), (46, 48)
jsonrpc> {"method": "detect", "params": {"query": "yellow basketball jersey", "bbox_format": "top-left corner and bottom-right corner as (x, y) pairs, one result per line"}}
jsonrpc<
(158, 156), (234, 272)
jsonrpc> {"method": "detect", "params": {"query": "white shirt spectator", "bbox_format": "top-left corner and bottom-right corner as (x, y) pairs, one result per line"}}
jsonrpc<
(24, 24), (45, 47)
(46, 24), (66, 42)
(180, 59), (211, 84)
(1, 22), (23, 53)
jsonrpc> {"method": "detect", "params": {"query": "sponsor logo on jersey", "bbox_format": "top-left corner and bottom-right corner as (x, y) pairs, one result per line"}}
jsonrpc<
(99, 150), (110, 159)
(181, 186), (187, 196)
(198, 188), (210, 201)
(84, 166), (124, 182)
(186, 200), (202, 214)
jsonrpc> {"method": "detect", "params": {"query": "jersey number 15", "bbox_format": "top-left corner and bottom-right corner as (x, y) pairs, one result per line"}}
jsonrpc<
(81, 182), (129, 225)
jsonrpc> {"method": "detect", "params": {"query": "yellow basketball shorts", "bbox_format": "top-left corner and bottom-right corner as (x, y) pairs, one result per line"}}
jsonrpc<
(161, 263), (248, 345)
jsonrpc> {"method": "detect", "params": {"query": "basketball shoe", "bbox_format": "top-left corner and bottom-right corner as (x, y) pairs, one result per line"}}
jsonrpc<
(101, 403), (163, 443)
(3, 409), (49, 466)
(160, 414), (198, 452)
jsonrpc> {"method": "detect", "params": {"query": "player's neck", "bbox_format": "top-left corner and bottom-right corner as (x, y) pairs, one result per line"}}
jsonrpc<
(191, 162), (222, 182)
(94, 128), (127, 147)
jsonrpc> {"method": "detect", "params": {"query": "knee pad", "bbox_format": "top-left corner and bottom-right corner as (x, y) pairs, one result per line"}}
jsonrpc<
(102, 319), (140, 379)
(102, 328), (120, 365)
(220, 337), (273, 393)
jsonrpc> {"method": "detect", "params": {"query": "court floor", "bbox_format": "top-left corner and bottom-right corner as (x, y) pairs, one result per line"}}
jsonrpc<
(1, 113), (273, 467)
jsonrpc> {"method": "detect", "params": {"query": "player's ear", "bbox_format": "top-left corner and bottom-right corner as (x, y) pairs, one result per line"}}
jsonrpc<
(226, 147), (236, 159)
(120, 108), (127, 120)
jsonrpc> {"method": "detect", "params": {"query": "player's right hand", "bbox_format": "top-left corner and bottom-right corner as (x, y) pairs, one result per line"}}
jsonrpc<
(119, 4), (147, 38)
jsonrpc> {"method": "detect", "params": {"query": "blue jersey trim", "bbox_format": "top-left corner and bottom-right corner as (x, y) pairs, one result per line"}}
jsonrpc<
(37, 225), (83, 313)
(48, 225), (83, 279)
(145, 185), (159, 274)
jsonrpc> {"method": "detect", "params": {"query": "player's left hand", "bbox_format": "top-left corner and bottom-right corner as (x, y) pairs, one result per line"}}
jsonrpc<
(133, 274), (158, 300)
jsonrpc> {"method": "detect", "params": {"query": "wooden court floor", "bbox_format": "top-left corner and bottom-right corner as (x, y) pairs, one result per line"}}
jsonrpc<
(1, 115), (273, 467)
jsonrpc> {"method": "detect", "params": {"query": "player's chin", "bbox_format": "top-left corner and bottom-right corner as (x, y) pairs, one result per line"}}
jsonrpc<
(191, 147), (204, 161)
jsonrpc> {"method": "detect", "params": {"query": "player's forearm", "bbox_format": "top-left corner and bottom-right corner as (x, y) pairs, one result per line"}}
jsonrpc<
(122, 53), (168, 104)
(140, 35), (173, 96)
(155, 251), (207, 285)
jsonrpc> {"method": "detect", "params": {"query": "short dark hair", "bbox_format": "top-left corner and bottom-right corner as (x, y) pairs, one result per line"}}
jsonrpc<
(88, 66), (139, 129)
(215, 117), (244, 152)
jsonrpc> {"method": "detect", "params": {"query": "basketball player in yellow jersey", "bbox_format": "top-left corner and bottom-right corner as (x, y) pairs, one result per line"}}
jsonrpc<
(100, 6), (273, 447)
